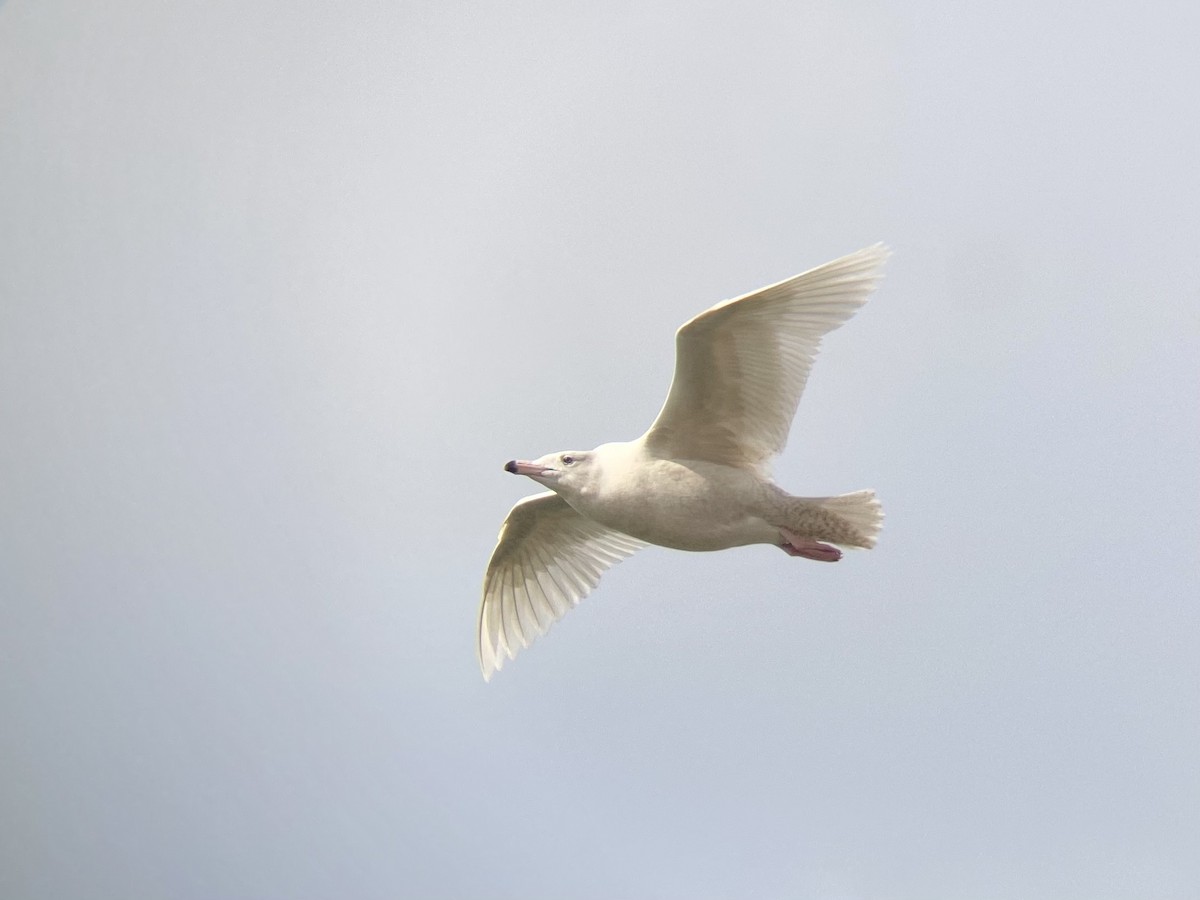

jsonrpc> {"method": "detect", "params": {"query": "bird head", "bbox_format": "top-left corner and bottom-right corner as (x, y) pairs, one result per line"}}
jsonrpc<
(504, 450), (597, 499)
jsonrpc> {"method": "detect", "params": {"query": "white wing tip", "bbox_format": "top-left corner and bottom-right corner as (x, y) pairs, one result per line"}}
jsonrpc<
(854, 241), (891, 259)
(833, 242), (892, 274)
(478, 627), (512, 682)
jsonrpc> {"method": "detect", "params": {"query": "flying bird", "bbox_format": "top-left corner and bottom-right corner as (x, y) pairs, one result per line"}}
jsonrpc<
(478, 244), (888, 679)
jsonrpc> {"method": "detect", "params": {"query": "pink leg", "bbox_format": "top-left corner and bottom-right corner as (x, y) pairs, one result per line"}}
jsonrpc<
(778, 529), (842, 562)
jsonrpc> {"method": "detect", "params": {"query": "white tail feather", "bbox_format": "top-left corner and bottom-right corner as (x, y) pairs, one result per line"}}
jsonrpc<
(800, 489), (883, 548)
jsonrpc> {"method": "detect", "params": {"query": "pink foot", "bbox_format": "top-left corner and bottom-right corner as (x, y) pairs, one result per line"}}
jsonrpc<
(779, 530), (842, 562)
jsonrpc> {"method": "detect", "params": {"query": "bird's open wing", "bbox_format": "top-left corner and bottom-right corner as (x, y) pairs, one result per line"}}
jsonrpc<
(478, 492), (646, 680)
(641, 244), (889, 470)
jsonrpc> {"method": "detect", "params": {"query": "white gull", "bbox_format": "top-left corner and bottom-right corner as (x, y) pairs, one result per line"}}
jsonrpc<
(478, 244), (889, 680)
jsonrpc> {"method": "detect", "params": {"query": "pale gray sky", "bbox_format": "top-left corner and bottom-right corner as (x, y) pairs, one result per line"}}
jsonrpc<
(2, 2), (1198, 898)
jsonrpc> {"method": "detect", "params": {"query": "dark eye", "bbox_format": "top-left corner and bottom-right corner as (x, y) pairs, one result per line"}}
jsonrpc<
(562, 455), (576, 466)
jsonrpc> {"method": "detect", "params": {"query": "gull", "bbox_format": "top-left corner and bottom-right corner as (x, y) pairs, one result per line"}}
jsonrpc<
(478, 244), (888, 680)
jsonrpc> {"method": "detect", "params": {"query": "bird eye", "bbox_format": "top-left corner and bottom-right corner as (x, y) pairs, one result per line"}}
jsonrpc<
(562, 455), (576, 466)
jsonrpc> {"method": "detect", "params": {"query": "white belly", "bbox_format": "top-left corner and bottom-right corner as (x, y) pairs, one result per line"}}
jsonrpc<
(570, 458), (780, 552)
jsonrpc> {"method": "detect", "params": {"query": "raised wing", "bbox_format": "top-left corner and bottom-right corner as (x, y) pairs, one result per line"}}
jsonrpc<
(641, 244), (888, 469)
(478, 492), (646, 680)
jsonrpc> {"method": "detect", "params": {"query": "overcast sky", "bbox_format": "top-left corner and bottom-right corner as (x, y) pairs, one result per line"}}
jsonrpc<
(2, 2), (1198, 898)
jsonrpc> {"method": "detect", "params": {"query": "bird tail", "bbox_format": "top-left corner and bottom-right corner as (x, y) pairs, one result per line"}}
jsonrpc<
(786, 489), (883, 549)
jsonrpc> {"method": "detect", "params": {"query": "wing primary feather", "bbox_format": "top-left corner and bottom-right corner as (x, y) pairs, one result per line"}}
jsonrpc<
(530, 542), (571, 617)
(510, 551), (536, 638)
(477, 571), (497, 677)
(515, 551), (547, 636)
(500, 560), (525, 653)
